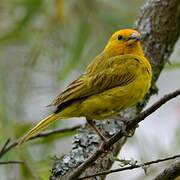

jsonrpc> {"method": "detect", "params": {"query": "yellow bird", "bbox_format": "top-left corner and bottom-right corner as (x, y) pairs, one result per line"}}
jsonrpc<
(18, 29), (152, 145)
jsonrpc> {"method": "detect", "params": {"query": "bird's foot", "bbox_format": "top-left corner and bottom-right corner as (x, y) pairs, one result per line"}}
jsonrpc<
(120, 120), (138, 137)
(126, 124), (139, 137)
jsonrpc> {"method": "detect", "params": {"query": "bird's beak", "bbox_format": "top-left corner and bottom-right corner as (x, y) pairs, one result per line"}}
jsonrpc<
(127, 33), (141, 44)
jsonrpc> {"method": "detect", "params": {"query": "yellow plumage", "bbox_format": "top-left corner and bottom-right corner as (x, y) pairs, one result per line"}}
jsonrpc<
(18, 29), (152, 145)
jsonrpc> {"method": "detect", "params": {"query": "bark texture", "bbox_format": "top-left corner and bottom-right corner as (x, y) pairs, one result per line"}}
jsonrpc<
(50, 0), (180, 179)
(153, 160), (180, 180)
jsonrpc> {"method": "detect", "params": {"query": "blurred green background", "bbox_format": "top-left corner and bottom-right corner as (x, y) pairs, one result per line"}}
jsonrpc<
(0, 0), (179, 179)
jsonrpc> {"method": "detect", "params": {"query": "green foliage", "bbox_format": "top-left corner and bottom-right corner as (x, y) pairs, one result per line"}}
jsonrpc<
(58, 19), (90, 79)
(0, 0), (43, 42)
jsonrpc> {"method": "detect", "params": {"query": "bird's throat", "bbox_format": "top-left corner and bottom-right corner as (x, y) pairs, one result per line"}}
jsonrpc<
(124, 42), (144, 56)
(104, 42), (144, 57)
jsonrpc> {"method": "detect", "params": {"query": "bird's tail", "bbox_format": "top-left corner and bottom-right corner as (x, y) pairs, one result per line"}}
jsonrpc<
(18, 113), (60, 146)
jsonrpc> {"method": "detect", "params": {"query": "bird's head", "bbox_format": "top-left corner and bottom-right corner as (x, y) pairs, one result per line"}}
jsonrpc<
(104, 29), (144, 56)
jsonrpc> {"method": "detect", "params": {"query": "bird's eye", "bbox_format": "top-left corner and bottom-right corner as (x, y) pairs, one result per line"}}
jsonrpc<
(118, 35), (123, 40)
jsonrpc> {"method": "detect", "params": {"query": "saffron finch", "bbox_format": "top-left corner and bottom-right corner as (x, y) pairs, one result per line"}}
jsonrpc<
(19, 29), (152, 145)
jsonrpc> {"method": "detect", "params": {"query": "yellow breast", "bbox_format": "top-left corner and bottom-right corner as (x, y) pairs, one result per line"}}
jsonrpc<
(79, 56), (152, 119)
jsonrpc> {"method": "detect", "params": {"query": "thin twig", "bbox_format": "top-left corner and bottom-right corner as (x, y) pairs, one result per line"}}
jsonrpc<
(0, 161), (24, 165)
(0, 125), (81, 159)
(0, 141), (18, 159)
(127, 89), (180, 127)
(78, 154), (180, 179)
(0, 138), (10, 154)
(68, 89), (180, 179)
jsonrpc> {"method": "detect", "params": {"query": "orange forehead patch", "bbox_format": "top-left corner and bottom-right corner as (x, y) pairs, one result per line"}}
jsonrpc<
(111, 29), (141, 40)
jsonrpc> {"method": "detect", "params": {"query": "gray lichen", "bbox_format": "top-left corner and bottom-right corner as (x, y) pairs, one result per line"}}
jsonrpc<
(51, 120), (122, 179)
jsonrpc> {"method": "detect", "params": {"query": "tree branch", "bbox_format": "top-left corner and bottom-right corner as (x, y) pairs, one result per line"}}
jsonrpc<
(50, 0), (180, 179)
(0, 125), (81, 159)
(153, 160), (180, 180)
(78, 154), (180, 179)
(68, 90), (180, 179)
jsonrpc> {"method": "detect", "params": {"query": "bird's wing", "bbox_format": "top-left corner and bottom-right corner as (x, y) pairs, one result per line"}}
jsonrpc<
(49, 55), (140, 107)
